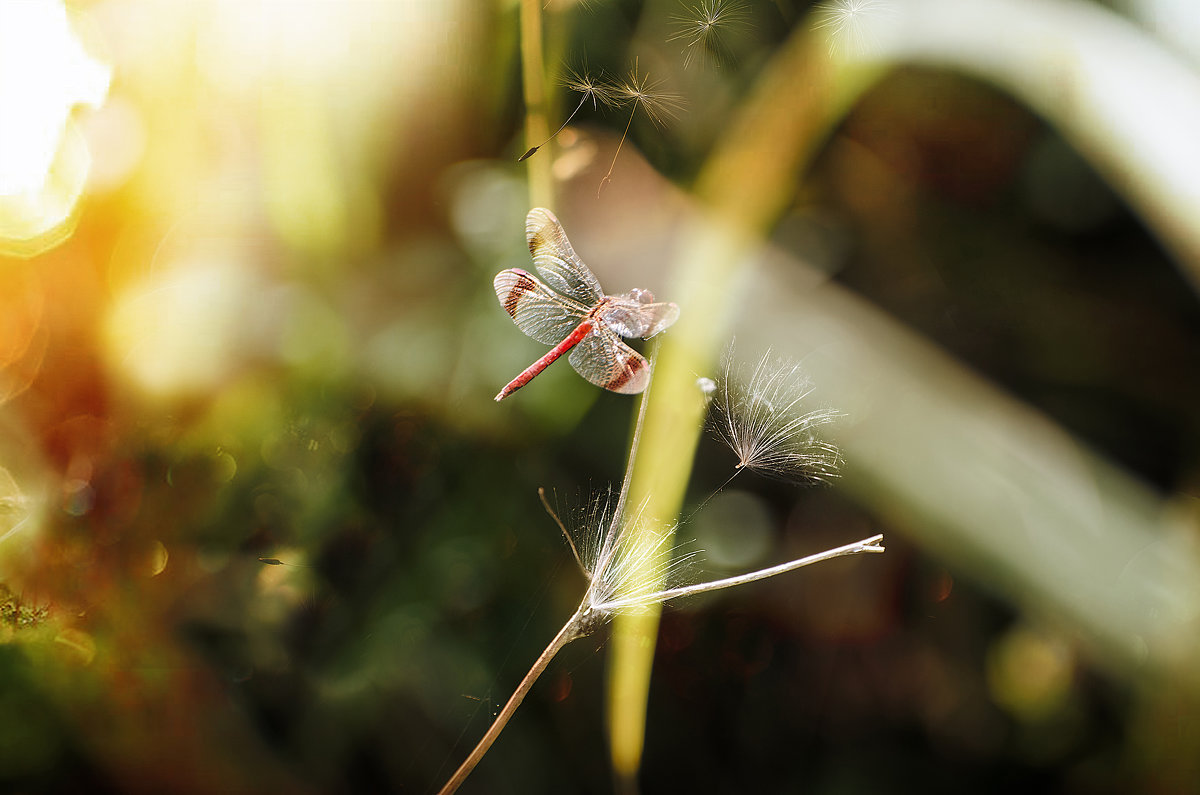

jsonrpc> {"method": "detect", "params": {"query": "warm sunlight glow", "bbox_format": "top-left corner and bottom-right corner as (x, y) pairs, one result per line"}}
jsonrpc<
(0, 0), (110, 253)
(104, 256), (259, 398)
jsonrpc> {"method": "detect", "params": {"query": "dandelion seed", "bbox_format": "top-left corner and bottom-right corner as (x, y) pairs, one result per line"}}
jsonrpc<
(597, 58), (683, 195)
(257, 555), (310, 568)
(709, 349), (843, 481)
(612, 59), (683, 128)
(519, 63), (617, 162)
(582, 495), (698, 614)
(562, 63), (617, 106)
(668, 0), (748, 68)
(538, 485), (695, 613)
(541, 484), (621, 584)
(813, 0), (893, 58)
(696, 376), (716, 397)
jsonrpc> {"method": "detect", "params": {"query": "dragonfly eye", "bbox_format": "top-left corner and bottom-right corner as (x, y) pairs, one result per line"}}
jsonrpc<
(629, 288), (655, 304)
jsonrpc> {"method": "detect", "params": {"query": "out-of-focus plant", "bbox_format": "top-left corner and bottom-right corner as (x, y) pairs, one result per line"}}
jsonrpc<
(604, 0), (1200, 784)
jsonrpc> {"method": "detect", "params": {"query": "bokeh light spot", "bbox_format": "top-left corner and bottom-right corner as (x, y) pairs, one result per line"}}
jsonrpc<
(60, 479), (93, 517)
(0, 468), (34, 546)
(145, 539), (169, 577)
(213, 450), (238, 483)
(691, 490), (773, 570)
(104, 256), (258, 398)
(53, 628), (96, 666)
(0, 0), (110, 252)
(80, 96), (146, 193)
(271, 284), (350, 375)
(0, 427), (48, 585)
(987, 624), (1075, 721)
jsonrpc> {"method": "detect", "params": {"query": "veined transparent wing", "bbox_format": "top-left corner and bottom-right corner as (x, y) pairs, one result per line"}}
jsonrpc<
(639, 302), (679, 337)
(567, 328), (651, 395)
(603, 300), (680, 339)
(494, 268), (588, 345)
(526, 208), (604, 307)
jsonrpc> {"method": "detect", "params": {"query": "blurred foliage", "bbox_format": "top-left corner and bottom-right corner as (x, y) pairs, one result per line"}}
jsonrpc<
(0, 0), (1197, 793)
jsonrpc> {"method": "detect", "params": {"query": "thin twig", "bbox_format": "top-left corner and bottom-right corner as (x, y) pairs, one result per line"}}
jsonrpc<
(539, 487), (589, 579)
(596, 534), (884, 611)
(438, 607), (590, 795)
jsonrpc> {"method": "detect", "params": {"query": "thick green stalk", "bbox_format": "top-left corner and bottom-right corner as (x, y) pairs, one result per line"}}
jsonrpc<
(519, 0), (553, 208)
(605, 28), (877, 781)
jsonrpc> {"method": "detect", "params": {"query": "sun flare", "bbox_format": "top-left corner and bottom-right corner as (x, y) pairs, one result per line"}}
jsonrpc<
(0, 1), (110, 252)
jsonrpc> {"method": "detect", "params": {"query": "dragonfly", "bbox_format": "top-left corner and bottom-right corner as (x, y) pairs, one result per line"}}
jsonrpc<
(493, 208), (680, 401)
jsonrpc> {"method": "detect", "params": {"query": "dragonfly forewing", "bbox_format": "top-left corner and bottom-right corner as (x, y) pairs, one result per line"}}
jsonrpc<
(494, 268), (588, 345)
(526, 208), (605, 306)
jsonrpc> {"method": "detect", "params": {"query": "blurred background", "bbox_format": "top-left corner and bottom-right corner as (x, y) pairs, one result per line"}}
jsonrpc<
(1, 0), (1198, 792)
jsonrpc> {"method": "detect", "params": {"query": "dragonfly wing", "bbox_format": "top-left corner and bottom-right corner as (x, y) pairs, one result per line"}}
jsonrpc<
(567, 328), (651, 395)
(603, 300), (681, 339)
(639, 302), (680, 338)
(494, 268), (587, 345)
(527, 208), (605, 306)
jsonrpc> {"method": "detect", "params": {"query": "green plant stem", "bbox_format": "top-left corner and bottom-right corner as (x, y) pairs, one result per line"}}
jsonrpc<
(606, 27), (877, 781)
(519, 0), (553, 208)
(438, 606), (587, 795)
